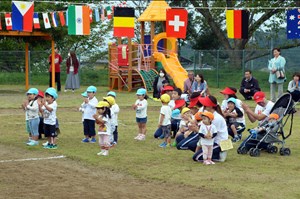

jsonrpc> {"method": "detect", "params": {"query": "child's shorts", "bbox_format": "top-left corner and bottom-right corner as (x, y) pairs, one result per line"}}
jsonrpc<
(44, 124), (57, 137)
(26, 120), (30, 133)
(28, 117), (40, 137)
(136, 117), (147, 123)
(161, 124), (171, 138)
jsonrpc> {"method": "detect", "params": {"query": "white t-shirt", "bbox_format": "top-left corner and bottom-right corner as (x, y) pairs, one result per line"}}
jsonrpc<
(254, 101), (274, 125)
(135, 99), (148, 118)
(26, 100), (39, 119)
(212, 111), (228, 145)
(198, 124), (218, 146)
(159, 105), (172, 126)
(42, 101), (57, 125)
(83, 97), (98, 120)
(111, 103), (120, 126)
(97, 115), (112, 135)
(168, 100), (175, 110)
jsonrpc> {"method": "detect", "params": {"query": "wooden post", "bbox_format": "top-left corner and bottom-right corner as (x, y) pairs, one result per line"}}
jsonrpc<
(51, 40), (55, 88)
(140, 22), (145, 62)
(128, 38), (132, 91)
(25, 43), (29, 90)
(150, 21), (155, 69)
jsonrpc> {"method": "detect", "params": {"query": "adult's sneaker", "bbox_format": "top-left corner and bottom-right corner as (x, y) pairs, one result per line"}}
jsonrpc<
(90, 138), (96, 143)
(82, 138), (90, 143)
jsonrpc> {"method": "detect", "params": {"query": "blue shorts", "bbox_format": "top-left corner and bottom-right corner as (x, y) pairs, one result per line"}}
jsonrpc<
(136, 117), (147, 123)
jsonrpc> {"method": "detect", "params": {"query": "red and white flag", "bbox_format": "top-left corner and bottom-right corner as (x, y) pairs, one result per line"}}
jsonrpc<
(5, 13), (12, 30)
(58, 11), (65, 26)
(166, 9), (188, 39)
(0, 15), (2, 30)
(33, 12), (40, 29)
(42, 13), (51, 29)
(89, 8), (93, 23)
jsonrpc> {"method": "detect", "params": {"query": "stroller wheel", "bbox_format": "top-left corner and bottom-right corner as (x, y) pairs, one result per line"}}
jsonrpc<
(280, 148), (291, 156)
(250, 148), (260, 157)
(238, 146), (248, 154)
(267, 146), (278, 154)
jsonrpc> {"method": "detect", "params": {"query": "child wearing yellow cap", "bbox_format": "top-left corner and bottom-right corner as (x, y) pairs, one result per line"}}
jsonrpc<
(158, 94), (172, 148)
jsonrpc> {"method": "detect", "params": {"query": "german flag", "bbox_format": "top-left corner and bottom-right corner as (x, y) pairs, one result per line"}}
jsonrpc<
(226, 10), (249, 39)
(113, 7), (135, 38)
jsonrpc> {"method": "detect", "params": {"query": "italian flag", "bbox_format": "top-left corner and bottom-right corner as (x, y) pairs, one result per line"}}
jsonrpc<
(68, 5), (90, 35)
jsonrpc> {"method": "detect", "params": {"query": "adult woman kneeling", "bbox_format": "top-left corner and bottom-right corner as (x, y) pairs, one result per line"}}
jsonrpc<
(193, 96), (229, 162)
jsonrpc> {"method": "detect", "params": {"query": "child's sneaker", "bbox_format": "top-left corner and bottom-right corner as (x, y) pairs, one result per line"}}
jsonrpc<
(27, 140), (38, 146)
(42, 141), (49, 146)
(209, 160), (215, 165)
(97, 150), (104, 156)
(49, 144), (57, 149)
(134, 134), (142, 140)
(82, 138), (90, 143)
(159, 142), (167, 148)
(102, 150), (109, 156)
(90, 138), (96, 143)
(171, 141), (177, 147)
(43, 143), (51, 149)
(137, 134), (145, 141)
(203, 160), (210, 165)
(232, 136), (240, 142)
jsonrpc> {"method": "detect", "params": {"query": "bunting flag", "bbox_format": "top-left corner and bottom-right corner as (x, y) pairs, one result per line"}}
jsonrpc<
(94, 8), (100, 22)
(166, 8), (188, 39)
(100, 7), (105, 21)
(33, 12), (40, 29)
(113, 7), (135, 38)
(287, 9), (300, 39)
(42, 13), (51, 29)
(89, 8), (93, 22)
(68, 5), (90, 35)
(58, 11), (65, 26)
(106, 6), (112, 19)
(66, 10), (68, 26)
(5, 13), (12, 30)
(51, 12), (58, 27)
(226, 10), (249, 39)
(12, 1), (34, 32)
(0, 16), (2, 30)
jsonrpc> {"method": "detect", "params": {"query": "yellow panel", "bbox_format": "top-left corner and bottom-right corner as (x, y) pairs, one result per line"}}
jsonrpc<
(226, 10), (234, 39)
(114, 17), (135, 28)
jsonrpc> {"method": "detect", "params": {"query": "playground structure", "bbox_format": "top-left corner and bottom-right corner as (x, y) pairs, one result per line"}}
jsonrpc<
(108, 0), (188, 92)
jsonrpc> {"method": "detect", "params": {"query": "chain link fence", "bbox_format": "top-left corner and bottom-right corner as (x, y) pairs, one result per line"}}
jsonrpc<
(0, 48), (299, 91)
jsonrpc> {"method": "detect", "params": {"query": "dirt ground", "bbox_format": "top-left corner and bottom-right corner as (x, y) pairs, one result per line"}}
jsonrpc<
(0, 144), (229, 199)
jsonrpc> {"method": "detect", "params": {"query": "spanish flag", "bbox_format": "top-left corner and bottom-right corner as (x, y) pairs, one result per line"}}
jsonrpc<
(226, 10), (249, 39)
(113, 7), (135, 38)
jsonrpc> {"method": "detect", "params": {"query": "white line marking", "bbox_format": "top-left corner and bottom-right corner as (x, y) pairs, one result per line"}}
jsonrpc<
(0, 155), (66, 163)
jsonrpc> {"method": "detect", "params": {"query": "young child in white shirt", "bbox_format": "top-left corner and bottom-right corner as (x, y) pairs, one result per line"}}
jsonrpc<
(158, 94), (172, 148)
(79, 91), (88, 135)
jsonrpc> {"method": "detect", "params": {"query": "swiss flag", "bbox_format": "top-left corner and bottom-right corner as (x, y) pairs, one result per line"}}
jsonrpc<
(166, 9), (188, 39)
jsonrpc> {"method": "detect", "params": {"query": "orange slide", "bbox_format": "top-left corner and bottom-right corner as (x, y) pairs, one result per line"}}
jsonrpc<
(152, 33), (188, 91)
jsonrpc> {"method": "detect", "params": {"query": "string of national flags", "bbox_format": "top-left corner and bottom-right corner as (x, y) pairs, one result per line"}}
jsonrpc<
(0, 0), (122, 35)
(1, 1), (300, 39)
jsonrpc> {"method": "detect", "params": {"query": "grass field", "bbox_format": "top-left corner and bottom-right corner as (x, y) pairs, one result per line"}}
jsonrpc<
(0, 85), (300, 198)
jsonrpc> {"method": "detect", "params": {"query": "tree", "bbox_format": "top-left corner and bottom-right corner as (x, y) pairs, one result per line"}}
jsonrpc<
(169, 0), (300, 68)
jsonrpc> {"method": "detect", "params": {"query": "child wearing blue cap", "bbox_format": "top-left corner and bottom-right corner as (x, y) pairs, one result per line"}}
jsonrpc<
(81, 86), (98, 143)
(39, 87), (58, 149)
(132, 88), (148, 141)
(107, 91), (120, 146)
(79, 91), (88, 136)
(223, 97), (245, 142)
(22, 88), (40, 146)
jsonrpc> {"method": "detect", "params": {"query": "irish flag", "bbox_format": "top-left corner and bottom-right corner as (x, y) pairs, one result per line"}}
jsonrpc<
(68, 5), (90, 35)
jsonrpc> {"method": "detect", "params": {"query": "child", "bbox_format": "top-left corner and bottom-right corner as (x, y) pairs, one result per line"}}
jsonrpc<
(106, 91), (120, 146)
(79, 91), (88, 135)
(132, 88), (148, 141)
(81, 86), (98, 143)
(93, 101), (112, 156)
(158, 94), (172, 148)
(172, 107), (193, 147)
(23, 88), (40, 146)
(250, 113), (280, 135)
(160, 79), (170, 96)
(37, 90), (45, 140)
(223, 97), (245, 142)
(39, 87), (58, 149)
(197, 112), (218, 165)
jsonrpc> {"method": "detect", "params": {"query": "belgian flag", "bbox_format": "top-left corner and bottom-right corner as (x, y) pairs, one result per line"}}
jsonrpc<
(226, 10), (249, 39)
(113, 7), (135, 38)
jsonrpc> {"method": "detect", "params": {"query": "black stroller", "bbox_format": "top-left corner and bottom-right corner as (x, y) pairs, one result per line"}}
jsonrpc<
(237, 93), (296, 157)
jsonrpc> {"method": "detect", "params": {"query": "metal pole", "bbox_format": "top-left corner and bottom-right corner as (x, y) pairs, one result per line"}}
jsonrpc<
(217, 50), (219, 88)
